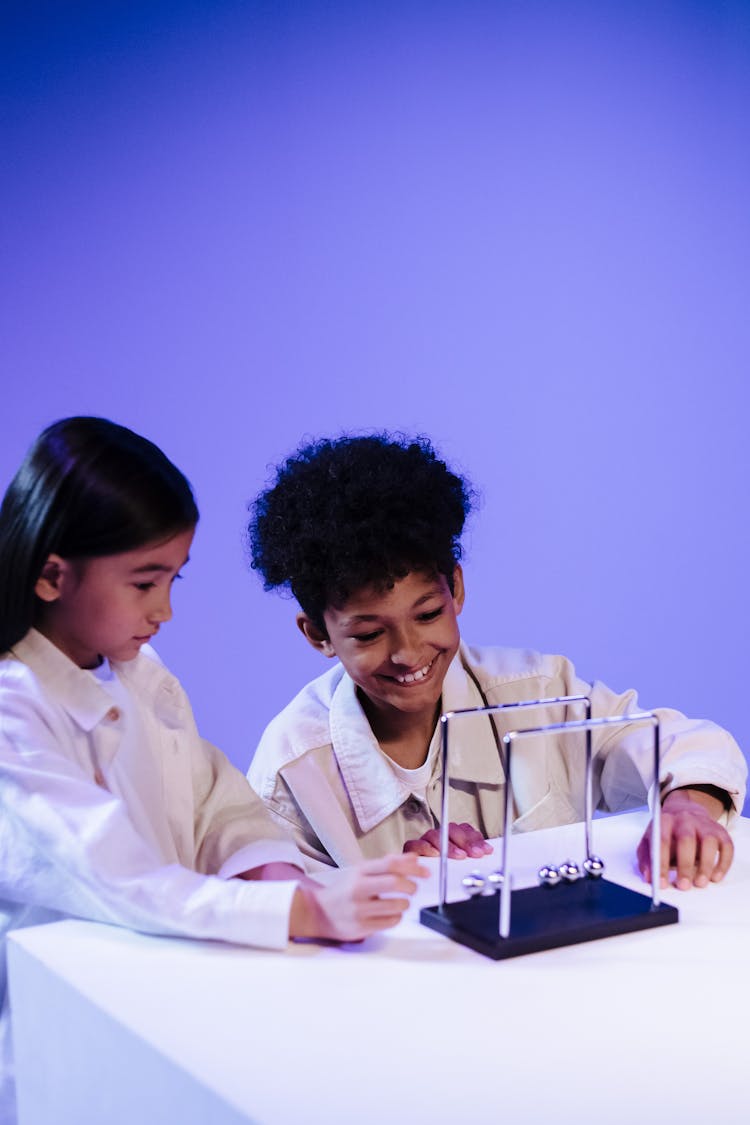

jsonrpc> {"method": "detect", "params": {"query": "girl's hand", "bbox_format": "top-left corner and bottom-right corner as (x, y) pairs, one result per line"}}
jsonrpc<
(403, 822), (493, 860)
(289, 854), (428, 942)
(637, 788), (734, 890)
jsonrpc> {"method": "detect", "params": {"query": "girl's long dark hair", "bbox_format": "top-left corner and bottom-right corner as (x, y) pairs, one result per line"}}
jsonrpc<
(0, 416), (199, 652)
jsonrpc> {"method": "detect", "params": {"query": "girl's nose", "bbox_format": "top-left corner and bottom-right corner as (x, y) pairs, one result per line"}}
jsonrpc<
(149, 590), (173, 624)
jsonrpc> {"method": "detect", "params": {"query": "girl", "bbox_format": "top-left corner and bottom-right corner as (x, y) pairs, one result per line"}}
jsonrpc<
(0, 417), (424, 1122)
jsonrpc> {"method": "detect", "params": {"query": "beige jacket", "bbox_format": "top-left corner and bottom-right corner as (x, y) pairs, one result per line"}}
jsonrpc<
(248, 642), (747, 870)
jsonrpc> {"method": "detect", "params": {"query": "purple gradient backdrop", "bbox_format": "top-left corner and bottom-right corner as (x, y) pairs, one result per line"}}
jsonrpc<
(2, 1), (749, 809)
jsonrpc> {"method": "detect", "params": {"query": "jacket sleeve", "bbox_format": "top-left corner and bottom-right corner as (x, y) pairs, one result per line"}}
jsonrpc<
(0, 687), (297, 950)
(557, 658), (747, 818)
(248, 731), (341, 871)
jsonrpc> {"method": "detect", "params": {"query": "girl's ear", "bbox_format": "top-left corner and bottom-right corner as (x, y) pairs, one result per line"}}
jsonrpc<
(296, 613), (335, 657)
(35, 555), (68, 604)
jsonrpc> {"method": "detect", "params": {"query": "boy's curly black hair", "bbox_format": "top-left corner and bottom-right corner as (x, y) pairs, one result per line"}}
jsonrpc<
(248, 434), (475, 631)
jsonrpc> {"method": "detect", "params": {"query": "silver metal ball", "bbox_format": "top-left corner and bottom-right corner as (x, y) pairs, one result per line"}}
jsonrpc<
(486, 870), (505, 891)
(462, 871), (486, 896)
(583, 855), (606, 879)
(559, 860), (581, 883)
(538, 864), (561, 886)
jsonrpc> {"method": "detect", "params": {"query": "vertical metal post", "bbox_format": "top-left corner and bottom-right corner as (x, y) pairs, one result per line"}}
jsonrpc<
(584, 698), (593, 861)
(493, 712), (660, 937)
(438, 715), (450, 910)
(436, 694), (591, 914)
(499, 734), (514, 939)
(651, 721), (661, 908)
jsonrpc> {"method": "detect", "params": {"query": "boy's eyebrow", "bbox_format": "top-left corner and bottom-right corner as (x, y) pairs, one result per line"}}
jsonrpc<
(340, 590), (444, 626)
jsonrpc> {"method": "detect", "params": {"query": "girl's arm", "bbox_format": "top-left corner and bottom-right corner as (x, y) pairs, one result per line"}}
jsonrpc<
(0, 691), (423, 946)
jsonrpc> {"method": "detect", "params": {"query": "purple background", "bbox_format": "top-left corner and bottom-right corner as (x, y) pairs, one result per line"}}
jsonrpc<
(2, 1), (749, 810)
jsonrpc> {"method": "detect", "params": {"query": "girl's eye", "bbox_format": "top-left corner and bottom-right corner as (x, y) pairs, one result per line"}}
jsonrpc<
(418, 607), (443, 622)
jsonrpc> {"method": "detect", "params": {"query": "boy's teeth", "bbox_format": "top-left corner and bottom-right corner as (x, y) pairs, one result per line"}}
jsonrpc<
(396, 660), (433, 684)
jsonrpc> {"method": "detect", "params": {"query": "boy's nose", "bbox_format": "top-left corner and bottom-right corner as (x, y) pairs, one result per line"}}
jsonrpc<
(389, 629), (421, 667)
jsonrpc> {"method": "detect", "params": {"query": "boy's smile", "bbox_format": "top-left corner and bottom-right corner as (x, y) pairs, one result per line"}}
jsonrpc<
(299, 567), (464, 748)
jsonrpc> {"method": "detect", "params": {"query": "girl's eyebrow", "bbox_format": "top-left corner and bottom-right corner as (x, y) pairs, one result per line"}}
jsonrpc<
(129, 555), (191, 575)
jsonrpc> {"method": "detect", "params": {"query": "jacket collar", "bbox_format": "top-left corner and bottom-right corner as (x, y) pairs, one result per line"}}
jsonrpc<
(329, 642), (504, 834)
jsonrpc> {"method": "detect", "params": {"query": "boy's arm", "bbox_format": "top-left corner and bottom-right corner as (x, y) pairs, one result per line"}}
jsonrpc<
(546, 655), (746, 889)
(636, 784), (735, 891)
(541, 655), (747, 816)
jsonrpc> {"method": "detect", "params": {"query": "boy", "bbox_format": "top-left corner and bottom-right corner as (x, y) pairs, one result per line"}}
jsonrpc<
(247, 434), (747, 887)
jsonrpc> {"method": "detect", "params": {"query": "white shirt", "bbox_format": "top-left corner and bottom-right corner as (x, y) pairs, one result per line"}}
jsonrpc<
(384, 736), (439, 805)
(90, 658), (176, 861)
(0, 630), (303, 1122)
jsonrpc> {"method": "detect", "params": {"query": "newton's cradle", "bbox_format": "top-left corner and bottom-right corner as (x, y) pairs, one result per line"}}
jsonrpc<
(419, 695), (679, 959)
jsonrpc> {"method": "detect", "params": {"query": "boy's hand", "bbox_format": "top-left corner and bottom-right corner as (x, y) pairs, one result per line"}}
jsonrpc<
(403, 822), (493, 860)
(289, 853), (428, 942)
(636, 788), (734, 890)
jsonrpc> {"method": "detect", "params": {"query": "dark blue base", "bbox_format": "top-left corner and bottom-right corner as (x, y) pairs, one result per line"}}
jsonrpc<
(420, 878), (678, 960)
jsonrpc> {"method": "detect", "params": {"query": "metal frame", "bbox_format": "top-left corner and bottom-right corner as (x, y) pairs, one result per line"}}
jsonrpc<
(437, 706), (662, 939)
(438, 694), (591, 907)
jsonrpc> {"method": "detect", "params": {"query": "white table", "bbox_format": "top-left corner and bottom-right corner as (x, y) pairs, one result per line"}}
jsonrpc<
(9, 810), (750, 1125)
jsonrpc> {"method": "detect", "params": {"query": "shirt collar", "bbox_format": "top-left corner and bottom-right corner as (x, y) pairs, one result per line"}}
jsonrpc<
(329, 643), (504, 834)
(10, 629), (116, 732)
(9, 629), (183, 731)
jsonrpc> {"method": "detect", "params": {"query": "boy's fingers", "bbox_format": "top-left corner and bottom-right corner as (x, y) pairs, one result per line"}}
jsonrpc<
(449, 822), (491, 856)
(659, 815), (673, 883)
(674, 829), (697, 889)
(711, 833), (734, 882)
(403, 838), (439, 857)
(695, 834), (719, 887)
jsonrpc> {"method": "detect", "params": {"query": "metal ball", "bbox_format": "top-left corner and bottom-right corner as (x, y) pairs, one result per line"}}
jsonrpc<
(462, 871), (486, 896)
(559, 860), (581, 883)
(486, 870), (505, 891)
(538, 864), (561, 886)
(583, 855), (606, 879)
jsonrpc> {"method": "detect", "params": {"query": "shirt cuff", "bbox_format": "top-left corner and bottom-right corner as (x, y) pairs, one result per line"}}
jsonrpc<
(217, 839), (305, 880)
(226, 877), (299, 949)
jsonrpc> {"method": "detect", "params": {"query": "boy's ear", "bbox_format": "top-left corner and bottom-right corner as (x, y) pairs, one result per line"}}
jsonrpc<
(452, 564), (466, 615)
(34, 554), (69, 604)
(296, 613), (336, 657)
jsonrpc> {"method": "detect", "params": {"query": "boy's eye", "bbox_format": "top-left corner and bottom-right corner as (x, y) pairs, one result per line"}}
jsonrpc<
(417, 607), (443, 622)
(134, 582), (156, 592)
(351, 629), (383, 643)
